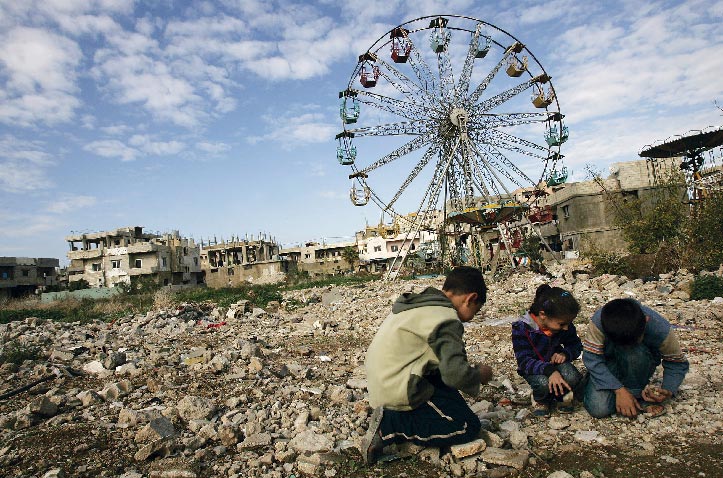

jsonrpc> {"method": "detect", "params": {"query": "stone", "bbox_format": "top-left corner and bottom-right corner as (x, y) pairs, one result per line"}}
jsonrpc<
(176, 395), (216, 422)
(547, 472), (574, 478)
(237, 433), (272, 450)
(509, 430), (529, 449)
(135, 417), (176, 443)
(42, 469), (65, 478)
(548, 416), (571, 430)
(481, 447), (529, 470)
(450, 438), (486, 459)
(77, 390), (102, 407)
(479, 430), (505, 448)
(28, 396), (58, 418)
(82, 360), (110, 375)
(218, 425), (239, 446)
(289, 430), (334, 453)
(135, 438), (174, 461)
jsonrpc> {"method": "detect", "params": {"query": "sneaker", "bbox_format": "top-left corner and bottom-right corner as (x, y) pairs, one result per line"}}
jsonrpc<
(530, 393), (551, 416)
(558, 391), (575, 414)
(361, 407), (385, 464)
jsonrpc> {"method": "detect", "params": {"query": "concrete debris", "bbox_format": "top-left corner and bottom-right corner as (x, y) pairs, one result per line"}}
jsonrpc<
(0, 264), (722, 477)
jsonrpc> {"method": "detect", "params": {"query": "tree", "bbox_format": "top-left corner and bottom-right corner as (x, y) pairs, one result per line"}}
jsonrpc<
(683, 190), (723, 271)
(341, 246), (359, 273)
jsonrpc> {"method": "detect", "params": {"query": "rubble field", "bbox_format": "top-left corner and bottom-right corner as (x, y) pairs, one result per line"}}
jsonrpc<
(1, 263), (722, 478)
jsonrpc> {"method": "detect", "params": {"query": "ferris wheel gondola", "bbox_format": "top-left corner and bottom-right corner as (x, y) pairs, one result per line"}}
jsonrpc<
(335, 15), (569, 272)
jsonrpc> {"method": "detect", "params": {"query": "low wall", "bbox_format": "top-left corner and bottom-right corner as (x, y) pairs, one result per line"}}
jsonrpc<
(41, 287), (123, 303)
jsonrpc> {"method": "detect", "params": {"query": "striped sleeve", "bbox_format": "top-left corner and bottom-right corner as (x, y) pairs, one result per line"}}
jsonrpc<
(659, 329), (689, 393)
(582, 321), (623, 391)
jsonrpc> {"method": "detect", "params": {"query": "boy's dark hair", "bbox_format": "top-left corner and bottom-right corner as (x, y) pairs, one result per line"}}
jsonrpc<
(442, 266), (487, 304)
(600, 298), (646, 345)
(529, 284), (579, 319)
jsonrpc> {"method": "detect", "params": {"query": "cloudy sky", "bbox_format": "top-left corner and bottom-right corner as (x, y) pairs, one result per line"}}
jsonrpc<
(1, 0), (722, 264)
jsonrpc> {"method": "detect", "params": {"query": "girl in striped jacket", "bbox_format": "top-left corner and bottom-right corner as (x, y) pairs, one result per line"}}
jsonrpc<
(511, 284), (584, 416)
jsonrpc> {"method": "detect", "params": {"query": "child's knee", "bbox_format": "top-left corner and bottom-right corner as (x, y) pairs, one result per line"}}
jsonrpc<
(583, 399), (614, 418)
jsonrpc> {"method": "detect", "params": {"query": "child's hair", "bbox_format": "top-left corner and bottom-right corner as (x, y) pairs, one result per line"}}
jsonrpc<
(529, 284), (579, 319)
(600, 298), (646, 345)
(442, 266), (487, 304)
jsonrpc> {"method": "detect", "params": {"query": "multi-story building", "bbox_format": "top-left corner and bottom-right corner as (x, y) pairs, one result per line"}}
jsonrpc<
(355, 223), (438, 273)
(0, 257), (59, 297)
(280, 240), (357, 277)
(201, 235), (293, 287)
(66, 226), (203, 288)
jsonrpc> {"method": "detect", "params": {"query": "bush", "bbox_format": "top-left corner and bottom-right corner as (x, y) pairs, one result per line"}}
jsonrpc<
(690, 275), (723, 300)
(0, 340), (40, 364)
(585, 249), (629, 276)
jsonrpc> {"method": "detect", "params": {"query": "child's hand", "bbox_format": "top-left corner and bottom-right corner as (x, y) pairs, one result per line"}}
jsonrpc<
(547, 370), (571, 396)
(615, 387), (642, 417)
(642, 385), (672, 403)
(550, 353), (567, 364)
(476, 363), (493, 384)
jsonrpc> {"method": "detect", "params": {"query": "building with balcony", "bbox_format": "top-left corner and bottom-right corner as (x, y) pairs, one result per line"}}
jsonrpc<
(201, 234), (293, 287)
(0, 257), (59, 297)
(66, 226), (203, 288)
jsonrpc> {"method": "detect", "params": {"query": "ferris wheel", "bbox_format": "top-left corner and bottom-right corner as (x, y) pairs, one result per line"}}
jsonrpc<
(336, 15), (568, 268)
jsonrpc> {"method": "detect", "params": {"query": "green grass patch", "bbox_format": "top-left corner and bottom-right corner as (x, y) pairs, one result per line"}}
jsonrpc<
(690, 274), (723, 300)
(283, 274), (379, 291)
(0, 340), (41, 364)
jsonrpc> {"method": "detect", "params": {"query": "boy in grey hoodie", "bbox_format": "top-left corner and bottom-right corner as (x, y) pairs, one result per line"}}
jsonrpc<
(361, 266), (494, 464)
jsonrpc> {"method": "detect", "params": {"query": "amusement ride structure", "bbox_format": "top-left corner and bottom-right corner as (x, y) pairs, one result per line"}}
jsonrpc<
(335, 15), (569, 275)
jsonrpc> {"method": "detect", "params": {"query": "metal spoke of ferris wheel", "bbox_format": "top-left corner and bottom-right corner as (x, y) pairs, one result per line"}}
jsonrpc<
(345, 120), (429, 138)
(354, 90), (431, 121)
(473, 142), (534, 190)
(350, 131), (434, 177)
(373, 54), (438, 105)
(456, 22), (485, 99)
(437, 44), (456, 105)
(475, 111), (557, 129)
(486, 128), (549, 153)
(402, 29), (438, 94)
(467, 47), (516, 104)
(386, 144), (440, 210)
(472, 75), (544, 114)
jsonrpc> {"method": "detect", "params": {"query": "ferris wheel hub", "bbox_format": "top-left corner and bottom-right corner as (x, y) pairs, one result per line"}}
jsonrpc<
(449, 107), (469, 127)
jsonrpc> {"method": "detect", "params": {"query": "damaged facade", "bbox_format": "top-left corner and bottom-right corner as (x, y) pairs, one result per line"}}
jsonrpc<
(280, 241), (356, 277)
(201, 235), (293, 287)
(66, 227), (203, 288)
(0, 257), (59, 297)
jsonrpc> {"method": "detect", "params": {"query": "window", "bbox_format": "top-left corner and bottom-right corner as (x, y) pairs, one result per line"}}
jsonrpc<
(227, 268), (234, 275)
(193, 257), (199, 266)
(162, 257), (167, 267)
(92, 263), (101, 272)
(22, 269), (30, 277)
(410, 243), (416, 251)
(111, 260), (121, 269)
(562, 205), (570, 218)
(374, 245), (382, 252)
(134, 259), (142, 268)
(304, 253), (311, 259)
(390, 245), (399, 252)
(114, 240), (120, 246)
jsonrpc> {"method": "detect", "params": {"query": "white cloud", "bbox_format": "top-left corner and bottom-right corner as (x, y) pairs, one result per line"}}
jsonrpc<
(196, 141), (231, 154)
(248, 112), (337, 148)
(0, 136), (55, 193)
(84, 139), (140, 161)
(46, 195), (97, 214)
(129, 135), (185, 155)
(0, 27), (82, 126)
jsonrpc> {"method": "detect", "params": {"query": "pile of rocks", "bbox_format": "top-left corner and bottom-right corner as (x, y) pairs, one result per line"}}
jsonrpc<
(0, 262), (722, 477)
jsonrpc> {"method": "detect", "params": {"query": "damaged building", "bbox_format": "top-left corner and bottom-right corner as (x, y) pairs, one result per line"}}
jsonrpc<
(66, 227), (203, 288)
(279, 240), (356, 277)
(201, 235), (293, 287)
(0, 257), (59, 297)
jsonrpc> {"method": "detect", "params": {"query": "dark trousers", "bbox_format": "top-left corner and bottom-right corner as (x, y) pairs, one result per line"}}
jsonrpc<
(379, 376), (481, 448)
(523, 362), (584, 404)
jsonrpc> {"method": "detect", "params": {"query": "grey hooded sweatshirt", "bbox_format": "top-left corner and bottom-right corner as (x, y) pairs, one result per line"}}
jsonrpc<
(365, 287), (481, 411)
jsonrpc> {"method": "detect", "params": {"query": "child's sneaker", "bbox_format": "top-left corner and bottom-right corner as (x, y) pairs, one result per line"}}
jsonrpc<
(530, 393), (551, 416)
(557, 391), (575, 414)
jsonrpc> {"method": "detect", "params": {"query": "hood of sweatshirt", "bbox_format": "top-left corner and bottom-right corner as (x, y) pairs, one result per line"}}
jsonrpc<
(391, 286), (455, 314)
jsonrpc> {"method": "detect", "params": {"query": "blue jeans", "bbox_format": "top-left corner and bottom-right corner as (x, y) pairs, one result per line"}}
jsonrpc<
(523, 362), (584, 404)
(583, 343), (659, 418)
